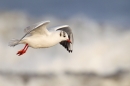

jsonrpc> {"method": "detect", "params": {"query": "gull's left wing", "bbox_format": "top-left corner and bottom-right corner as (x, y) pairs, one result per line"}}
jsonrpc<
(56, 25), (74, 53)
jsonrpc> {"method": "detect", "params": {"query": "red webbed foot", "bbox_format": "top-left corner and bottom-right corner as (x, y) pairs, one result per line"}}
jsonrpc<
(17, 44), (29, 56)
(17, 49), (26, 56)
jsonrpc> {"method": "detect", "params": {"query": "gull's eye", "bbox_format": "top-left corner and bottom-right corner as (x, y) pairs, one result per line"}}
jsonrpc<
(63, 32), (66, 37)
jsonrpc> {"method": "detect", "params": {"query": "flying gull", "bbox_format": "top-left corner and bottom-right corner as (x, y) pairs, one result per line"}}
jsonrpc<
(9, 21), (74, 56)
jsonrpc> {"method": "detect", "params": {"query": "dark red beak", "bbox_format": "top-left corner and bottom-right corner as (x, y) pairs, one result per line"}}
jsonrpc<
(67, 39), (72, 44)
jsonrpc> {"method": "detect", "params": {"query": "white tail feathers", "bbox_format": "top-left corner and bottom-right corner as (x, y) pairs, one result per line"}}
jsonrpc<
(9, 39), (20, 47)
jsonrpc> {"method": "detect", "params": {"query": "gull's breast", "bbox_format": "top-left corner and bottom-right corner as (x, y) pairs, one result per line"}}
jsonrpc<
(24, 35), (59, 48)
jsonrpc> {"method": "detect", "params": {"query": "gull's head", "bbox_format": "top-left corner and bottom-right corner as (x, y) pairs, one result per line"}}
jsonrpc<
(58, 31), (71, 43)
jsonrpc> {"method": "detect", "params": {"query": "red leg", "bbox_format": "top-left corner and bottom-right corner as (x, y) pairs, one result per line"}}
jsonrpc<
(17, 44), (29, 56)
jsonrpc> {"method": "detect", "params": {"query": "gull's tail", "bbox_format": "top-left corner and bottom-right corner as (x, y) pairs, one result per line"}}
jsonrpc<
(9, 39), (20, 47)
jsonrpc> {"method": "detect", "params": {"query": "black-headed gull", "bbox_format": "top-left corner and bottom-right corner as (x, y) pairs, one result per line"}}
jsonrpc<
(9, 21), (74, 56)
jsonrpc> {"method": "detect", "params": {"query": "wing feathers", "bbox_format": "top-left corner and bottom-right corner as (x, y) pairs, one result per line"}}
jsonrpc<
(24, 21), (50, 35)
(56, 25), (74, 53)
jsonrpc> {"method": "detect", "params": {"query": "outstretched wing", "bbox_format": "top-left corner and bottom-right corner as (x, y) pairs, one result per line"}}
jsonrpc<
(24, 20), (50, 35)
(15, 21), (50, 44)
(56, 25), (74, 53)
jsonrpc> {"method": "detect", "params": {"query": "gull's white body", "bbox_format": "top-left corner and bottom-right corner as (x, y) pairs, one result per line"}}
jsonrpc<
(21, 31), (63, 48)
(9, 20), (74, 54)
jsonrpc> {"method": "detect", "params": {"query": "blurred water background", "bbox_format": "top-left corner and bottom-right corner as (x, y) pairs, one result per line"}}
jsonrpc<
(0, 0), (130, 86)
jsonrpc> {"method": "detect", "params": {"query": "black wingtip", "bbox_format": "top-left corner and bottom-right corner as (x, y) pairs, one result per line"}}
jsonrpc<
(68, 50), (72, 53)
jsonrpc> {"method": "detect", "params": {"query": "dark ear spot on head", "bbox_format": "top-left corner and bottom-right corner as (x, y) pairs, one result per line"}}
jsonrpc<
(60, 32), (62, 37)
